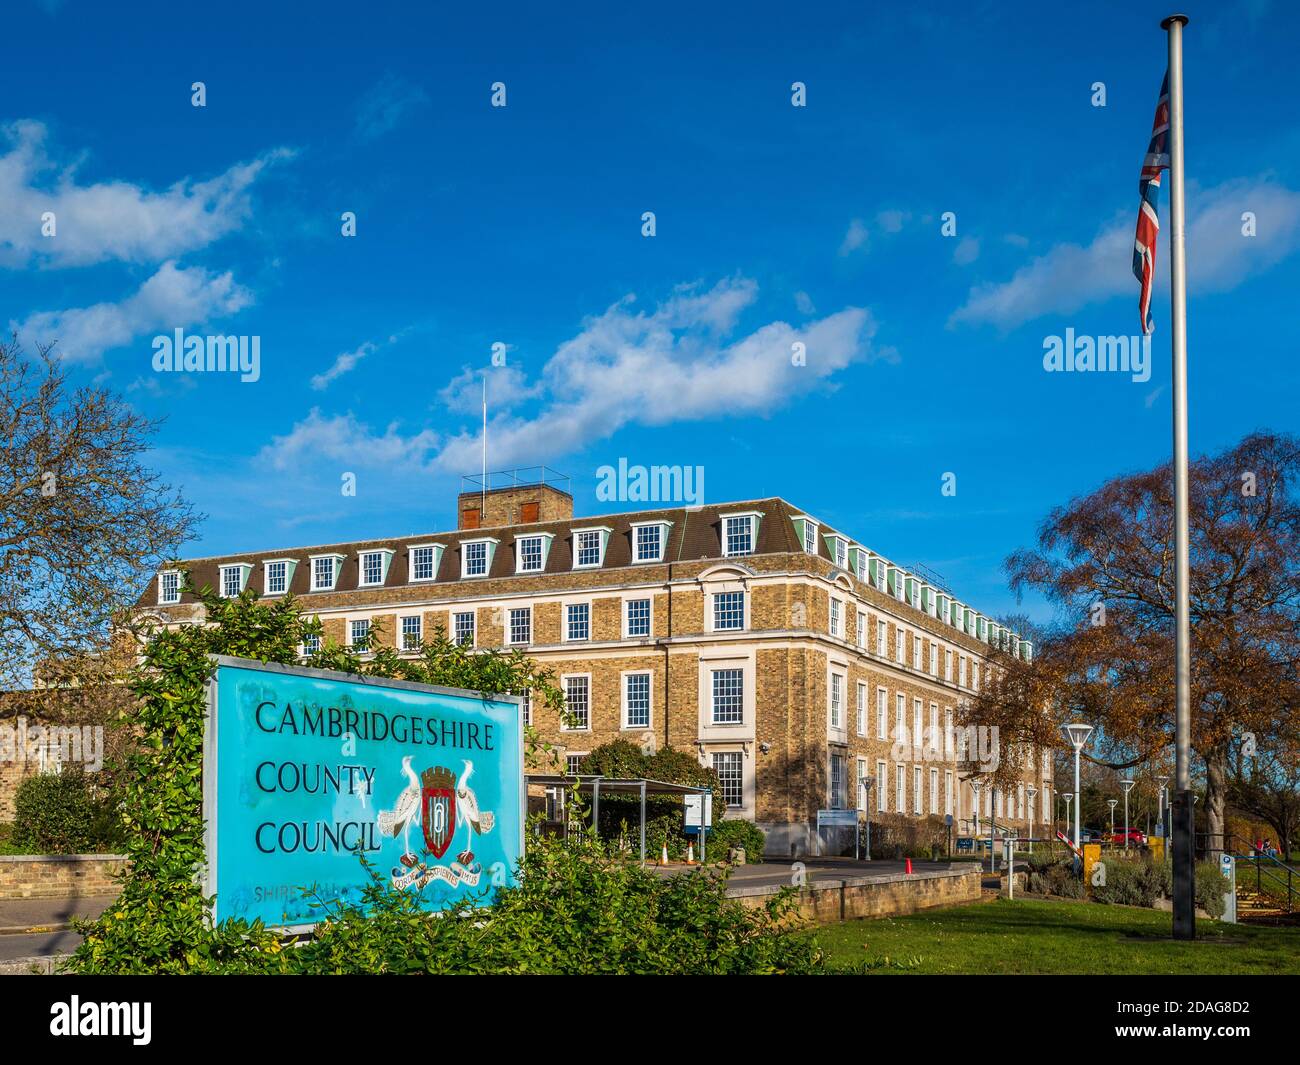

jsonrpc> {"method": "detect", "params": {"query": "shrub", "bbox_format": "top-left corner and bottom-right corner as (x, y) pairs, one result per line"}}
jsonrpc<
(288, 833), (824, 975)
(706, 818), (766, 862)
(1026, 854), (1084, 899)
(1093, 856), (1164, 908)
(867, 813), (949, 859)
(12, 768), (121, 854)
(1195, 860), (1228, 918)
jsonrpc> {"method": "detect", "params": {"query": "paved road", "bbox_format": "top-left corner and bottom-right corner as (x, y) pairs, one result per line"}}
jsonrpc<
(0, 930), (79, 965)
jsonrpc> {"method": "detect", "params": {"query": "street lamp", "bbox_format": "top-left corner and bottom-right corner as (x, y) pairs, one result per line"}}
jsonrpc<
(1063, 792), (1073, 845)
(1061, 723), (1094, 849)
(859, 776), (875, 861)
(1107, 798), (1118, 841)
(972, 780), (982, 839)
(1121, 779), (1136, 853)
(1027, 785), (1038, 853)
(1155, 774), (1169, 839)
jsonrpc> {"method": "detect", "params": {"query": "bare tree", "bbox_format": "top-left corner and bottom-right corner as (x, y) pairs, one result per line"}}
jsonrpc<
(964, 432), (1300, 857)
(0, 334), (199, 692)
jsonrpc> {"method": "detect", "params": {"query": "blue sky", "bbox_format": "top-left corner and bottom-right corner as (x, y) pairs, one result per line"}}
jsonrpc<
(3, 0), (1297, 624)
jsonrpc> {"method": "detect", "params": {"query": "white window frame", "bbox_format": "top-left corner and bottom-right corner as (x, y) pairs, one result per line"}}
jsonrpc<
(560, 673), (592, 731)
(630, 520), (671, 564)
(158, 569), (181, 605)
(219, 563), (252, 599)
(710, 589), (747, 632)
(624, 596), (652, 639)
(720, 511), (762, 558)
(408, 543), (444, 583)
(507, 606), (532, 646)
(709, 667), (745, 726)
(564, 601), (591, 643)
(571, 526), (612, 570)
(453, 610), (476, 647)
(829, 597), (843, 638)
(515, 532), (554, 575)
(262, 558), (295, 597)
(913, 766), (923, 815)
(621, 670), (653, 730)
(856, 681), (868, 736)
(877, 760), (888, 812)
(310, 554), (345, 592)
(400, 615), (422, 651)
(876, 687), (888, 740)
(828, 671), (845, 732)
(349, 617), (372, 650)
(856, 610), (867, 649)
(358, 548), (394, 588)
(460, 537), (499, 579)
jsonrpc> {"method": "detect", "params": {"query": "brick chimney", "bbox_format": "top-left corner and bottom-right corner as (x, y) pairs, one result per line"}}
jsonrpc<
(457, 477), (573, 530)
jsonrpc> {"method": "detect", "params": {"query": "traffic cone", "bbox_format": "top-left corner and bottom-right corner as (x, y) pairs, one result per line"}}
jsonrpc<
(661, 843), (669, 865)
(687, 842), (695, 864)
(905, 857), (913, 875)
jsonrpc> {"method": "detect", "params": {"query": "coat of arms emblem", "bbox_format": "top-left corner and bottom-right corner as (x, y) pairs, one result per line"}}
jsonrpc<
(420, 765), (457, 859)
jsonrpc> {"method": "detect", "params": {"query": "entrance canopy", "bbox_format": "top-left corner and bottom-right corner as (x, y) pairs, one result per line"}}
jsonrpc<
(526, 774), (711, 862)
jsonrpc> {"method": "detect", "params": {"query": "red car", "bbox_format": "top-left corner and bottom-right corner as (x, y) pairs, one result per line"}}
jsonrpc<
(1108, 828), (1147, 846)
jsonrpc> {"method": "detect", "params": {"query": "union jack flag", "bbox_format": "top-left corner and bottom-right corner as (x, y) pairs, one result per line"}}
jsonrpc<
(1133, 71), (1170, 335)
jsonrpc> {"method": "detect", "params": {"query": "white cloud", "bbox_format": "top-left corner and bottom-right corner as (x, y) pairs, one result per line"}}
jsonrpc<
(0, 120), (288, 269)
(877, 209), (908, 233)
(311, 341), (377, 391)
(838, 218), (869, 256)
(439, 363), (542, 415)
(950, 176), (1300, 330)
(13, 260), (253, 363)
(257, 408), (440, 473)
(354, 73), (430, 141)
(433, 277), (883, 473)
(953, 236), (980, 265)
(794, 290), (816, 315)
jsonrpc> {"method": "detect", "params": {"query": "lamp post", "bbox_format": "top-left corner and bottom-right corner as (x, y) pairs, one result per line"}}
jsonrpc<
(1027, 785), (1038, 853)
(1063, 792), (1073, 847)
(972, 780), (982, 839)
(1061, 723), (1094, 849)
(859, 777), (875, 861)
(1121, 779), (1137, 853)
(1107, 799), (1118, 842)
(1156, 774), (1169, 838)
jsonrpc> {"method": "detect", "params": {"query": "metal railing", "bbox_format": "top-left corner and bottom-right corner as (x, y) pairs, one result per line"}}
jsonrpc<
(459, 466), (571, 495)
(1201, 832), (1297, 913)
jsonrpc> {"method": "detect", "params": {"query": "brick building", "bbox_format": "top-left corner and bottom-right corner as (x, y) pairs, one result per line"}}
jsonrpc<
(140, 474), (1053, 856)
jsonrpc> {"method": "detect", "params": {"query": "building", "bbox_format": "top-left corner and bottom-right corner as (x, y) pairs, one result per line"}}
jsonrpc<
(140, 470), (1053, 856)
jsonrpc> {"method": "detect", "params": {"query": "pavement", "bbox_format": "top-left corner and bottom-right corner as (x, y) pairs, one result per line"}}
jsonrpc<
(0, 895), (114, 965)
(650, 856), (980, 892)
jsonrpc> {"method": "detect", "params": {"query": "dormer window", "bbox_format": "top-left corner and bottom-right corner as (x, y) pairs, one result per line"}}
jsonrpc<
(408, 544), (444, 583)
(515, 532), (555, 574)
(572, 526), (612, 569)
(825, 534), (849, 570)
(460, 537), (499, 578)
(310, 554), (345, 592)
(870, 555), (888, 592)
(359, 549), (395, 588)
(848, 547), (869, 581)
(263, 558), (297, 596)
(721, 512), (762, 557)
(158, 570), (181, 605)
(631, 521), (671, 563)
(791, 516), (820, 555)
(219, 563), (252, 599)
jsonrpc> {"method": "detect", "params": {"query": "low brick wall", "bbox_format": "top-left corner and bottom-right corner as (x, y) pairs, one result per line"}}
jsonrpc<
(0, 855), (127, 899)
(730, 865), (982, 924)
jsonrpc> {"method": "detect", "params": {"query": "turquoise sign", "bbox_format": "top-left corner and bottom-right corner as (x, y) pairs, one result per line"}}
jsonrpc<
(203, 656), (524, 930)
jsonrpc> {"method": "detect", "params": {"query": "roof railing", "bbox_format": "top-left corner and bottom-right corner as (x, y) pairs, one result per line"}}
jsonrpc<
(459, 466), (572, 495)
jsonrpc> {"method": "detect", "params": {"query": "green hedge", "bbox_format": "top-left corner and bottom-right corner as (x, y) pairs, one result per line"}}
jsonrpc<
(12, 769), (121, 854)
(705, 818), (766, 861)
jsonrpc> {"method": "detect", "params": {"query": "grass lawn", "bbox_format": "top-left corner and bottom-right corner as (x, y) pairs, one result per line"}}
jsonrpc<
(814, 897), (1300, 974)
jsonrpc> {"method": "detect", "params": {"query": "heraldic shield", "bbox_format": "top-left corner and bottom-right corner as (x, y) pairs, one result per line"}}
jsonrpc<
(420, 766), (457, 859)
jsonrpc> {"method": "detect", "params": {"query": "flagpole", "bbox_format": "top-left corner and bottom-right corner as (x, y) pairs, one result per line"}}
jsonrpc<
(1162, 11), (1195, 942)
